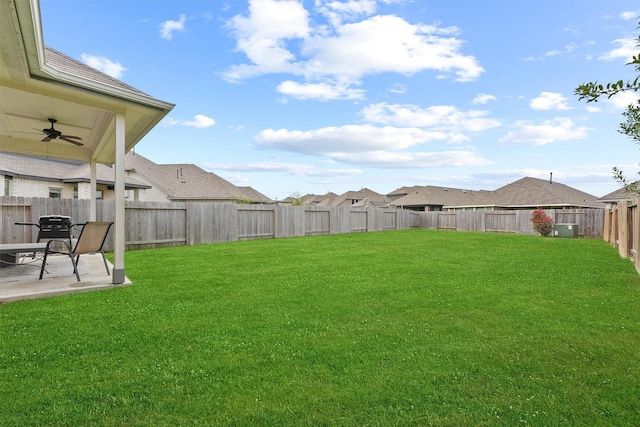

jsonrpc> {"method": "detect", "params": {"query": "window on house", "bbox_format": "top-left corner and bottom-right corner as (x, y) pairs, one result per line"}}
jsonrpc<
(49, 188), (62, 198)
(96, 190), (103, 200)
(73, 183), (78, 199)
(3, 177), (10, 196)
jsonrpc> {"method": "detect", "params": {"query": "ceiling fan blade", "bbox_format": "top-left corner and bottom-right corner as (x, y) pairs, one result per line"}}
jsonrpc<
(60, 136), (84, 146)
(60, 135), (82, 140)
(41, 136), (52, 142)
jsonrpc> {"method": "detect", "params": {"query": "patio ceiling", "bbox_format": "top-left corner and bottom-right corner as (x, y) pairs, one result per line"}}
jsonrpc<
(0, 0), (174, 165)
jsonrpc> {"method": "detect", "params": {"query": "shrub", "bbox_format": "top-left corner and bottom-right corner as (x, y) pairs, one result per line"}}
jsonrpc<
(531, 208), (554, 236)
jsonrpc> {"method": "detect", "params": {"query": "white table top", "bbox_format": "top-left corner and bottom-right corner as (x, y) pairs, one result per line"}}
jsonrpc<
(0, 243), (48, 254)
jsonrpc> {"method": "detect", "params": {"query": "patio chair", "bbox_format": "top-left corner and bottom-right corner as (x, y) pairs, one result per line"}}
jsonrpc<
(39, 221), (113, 282)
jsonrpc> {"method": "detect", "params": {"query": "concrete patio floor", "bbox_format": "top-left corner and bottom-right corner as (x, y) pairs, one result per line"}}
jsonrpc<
(0, 253), (131, 303)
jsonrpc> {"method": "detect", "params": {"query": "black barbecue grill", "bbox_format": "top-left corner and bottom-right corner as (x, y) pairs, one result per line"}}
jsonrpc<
(15, 215), (75, 247)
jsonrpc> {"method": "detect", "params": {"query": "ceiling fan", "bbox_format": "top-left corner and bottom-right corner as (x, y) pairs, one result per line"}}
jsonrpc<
(38, 118), (84, 146)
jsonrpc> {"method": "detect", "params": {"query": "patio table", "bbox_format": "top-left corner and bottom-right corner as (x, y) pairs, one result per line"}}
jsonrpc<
(0, 243), (48, 267)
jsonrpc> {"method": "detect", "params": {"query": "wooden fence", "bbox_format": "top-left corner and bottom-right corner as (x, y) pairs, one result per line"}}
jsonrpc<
(603, 199), (639, 273)
(424, 209), (604, 237)
(0, 197), (604, 252)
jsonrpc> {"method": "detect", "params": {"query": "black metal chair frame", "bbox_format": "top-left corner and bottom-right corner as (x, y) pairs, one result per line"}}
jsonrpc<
(14, 215), (77, 271)
(39, 221), (113, 282)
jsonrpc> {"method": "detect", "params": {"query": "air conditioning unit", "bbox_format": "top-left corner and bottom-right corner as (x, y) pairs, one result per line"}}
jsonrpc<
(553, 223), (578, 238)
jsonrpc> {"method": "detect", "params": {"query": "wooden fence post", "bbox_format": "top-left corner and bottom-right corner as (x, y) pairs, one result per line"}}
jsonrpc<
(632, 199), (639, 273)
(618, 204), (628, 257)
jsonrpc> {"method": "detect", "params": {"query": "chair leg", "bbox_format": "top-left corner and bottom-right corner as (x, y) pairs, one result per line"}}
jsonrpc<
(39, 251), (49, 280)
(100, 250), (110, 276)
(70, 253), (80, 282)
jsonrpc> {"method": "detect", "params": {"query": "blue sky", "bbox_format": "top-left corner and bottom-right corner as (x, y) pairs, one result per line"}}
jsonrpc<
(40, 0), (640, 200)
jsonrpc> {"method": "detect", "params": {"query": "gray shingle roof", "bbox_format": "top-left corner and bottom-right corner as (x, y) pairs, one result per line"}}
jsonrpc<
(44, 47), (148, 96)
(316, 188), (388, 207)
(391, 186), (495, 208)
(0, 152), (149, 188)
(489, 177), (604, 208)
(125, 152), (271, 203)
(237, 186), (273, 203)
(389, 177), (604, 209)
(598, 186), (636, 203)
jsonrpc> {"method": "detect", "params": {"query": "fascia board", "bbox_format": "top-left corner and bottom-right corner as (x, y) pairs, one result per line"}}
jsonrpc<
(20, 0), (174, 112)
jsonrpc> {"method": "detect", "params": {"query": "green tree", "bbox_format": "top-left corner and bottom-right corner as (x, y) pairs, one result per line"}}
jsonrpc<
(575, 24), (640, 194)
(289, 191), (304, 206)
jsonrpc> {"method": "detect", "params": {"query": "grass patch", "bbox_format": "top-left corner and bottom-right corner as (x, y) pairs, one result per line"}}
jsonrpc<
(1, 230), (640, 425)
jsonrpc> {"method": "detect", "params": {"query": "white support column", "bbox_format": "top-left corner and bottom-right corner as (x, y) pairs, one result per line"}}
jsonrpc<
(112, 113), (126, 284)
(89, 159), (97, 221)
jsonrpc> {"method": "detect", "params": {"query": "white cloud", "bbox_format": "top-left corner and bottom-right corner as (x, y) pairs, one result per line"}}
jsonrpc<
(498, 118), (590, 145)
(329, 150), (492, 168)
(361, 102), (501, 133)
(472, 167), (615, 188)
(606, 90), (640, 109)
(224, 1), (484, 99)
(81, 54), (127, 78)
(277, 80), (365, 100)
(166, 114), (216, 128)
(472, 94), (497, 105)
(202, 162), (362, 177)
(224, 0), (309, 80)
(544, 43), (577, 57)
(302, 15), (482, 81)
(256, 124), (451, 154)
(598, 38), (637, 61)
(530, 92), (571, 111)
(620, 11), (638, 20)
(254, 124), (490, 168)
(388, 83), (407, 94)
(316, 0), (377, 26)
(160, 14), (186, 40)
(524, 43), (578, 61)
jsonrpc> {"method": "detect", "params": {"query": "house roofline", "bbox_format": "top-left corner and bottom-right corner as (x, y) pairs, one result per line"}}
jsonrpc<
(1, 170), (150, 190)
(21, 0), (174, 112)
(441, 203), (604, 209)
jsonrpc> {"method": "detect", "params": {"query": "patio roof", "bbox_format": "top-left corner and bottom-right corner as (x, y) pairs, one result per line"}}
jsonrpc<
(0, 1), (174, 164)
(0, 0), (174, 285)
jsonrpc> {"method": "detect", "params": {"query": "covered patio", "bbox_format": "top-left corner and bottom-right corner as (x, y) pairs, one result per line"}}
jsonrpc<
(0, 252), (130, 303)
(0, 0), (174, 299)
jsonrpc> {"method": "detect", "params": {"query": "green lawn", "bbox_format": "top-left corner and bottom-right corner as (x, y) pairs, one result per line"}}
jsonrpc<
(1, 230), (639, 426)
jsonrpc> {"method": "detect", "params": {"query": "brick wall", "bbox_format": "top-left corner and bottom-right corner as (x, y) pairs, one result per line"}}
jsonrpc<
(3, 176), (125, 200)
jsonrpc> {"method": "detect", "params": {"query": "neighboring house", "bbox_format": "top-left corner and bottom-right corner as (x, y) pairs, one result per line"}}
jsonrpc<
(315, 188), (389, 207)
(390, 177), (605, 211)
(0, 152), (150, 200)
(597, 186), (636, 209)
(389, 185), (494, 211)
(237, 186), (273, 204)
(279, 193), (336, 206)
(124, 151), (272, 204)
(304, 193), (336, 206)
(482, 177), (605, 210)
